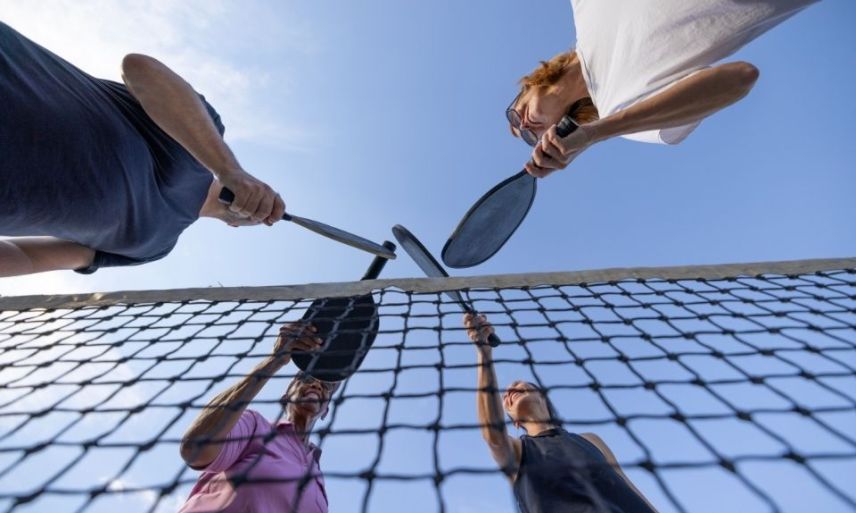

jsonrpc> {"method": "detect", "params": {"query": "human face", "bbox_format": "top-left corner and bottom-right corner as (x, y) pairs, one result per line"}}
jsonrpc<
(502, 380), (547, 423)
(281, 374), (339, 420)
(507, 88), (569, 146)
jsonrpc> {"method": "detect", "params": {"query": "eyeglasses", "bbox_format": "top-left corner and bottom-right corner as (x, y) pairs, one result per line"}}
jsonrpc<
(295, 372), (339, 394)
(506, 92), (540, 147)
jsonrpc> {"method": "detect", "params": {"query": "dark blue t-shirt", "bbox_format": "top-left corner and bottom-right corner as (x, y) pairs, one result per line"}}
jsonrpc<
(0, 22), (223, 273)
(514, 428), (656, 513)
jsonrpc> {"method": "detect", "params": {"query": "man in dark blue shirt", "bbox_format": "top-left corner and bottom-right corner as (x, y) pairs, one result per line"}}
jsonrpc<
(0, 22), (285, 276)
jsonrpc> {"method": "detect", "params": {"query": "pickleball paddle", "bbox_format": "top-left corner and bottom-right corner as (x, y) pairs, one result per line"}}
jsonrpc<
(292, 241), (396, 381)
(392, 225), (501, 347)
(442, 115), (578, 268)
(219, 188), (395, 260)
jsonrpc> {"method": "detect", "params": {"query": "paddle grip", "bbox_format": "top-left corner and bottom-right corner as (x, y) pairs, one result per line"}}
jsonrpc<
(556, 114), (579, 137)
(361, 241), (397, 280)
(219, 187), (292, 221)
(486, 333), (501, 348)
(465, 304), (501, 348)
(525, 115), (578, 171)
(218, 187), (236, 204)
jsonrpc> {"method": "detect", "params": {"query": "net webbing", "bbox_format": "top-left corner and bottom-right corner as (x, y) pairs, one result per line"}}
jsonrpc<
(0, 258), (854, 513)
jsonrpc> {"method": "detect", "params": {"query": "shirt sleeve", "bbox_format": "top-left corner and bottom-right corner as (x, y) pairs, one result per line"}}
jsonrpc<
(73, 247), (172, 274)
(198, 92), (226, 137)
(74, 251), (146, 274)
(200, 410), (264, 474)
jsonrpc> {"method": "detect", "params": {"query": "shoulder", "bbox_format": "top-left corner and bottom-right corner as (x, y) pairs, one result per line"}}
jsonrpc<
(242, 409), (270, 429)
(579, 432), (617, 461)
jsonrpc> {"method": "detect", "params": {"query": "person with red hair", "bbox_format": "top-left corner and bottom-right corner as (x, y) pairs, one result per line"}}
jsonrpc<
(507, 0), (820, 178)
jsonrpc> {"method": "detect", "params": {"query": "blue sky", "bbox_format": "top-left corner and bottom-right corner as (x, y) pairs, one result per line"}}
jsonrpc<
(3, 0), (854, 296)
(1, 1), (855, 512)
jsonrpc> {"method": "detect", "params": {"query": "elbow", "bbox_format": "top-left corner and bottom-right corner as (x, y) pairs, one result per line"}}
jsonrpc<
(731, 61), (760, 97)
(179, 438), (206, 468)
(179, 439), (195, 467)
(121, 53), (160, 86)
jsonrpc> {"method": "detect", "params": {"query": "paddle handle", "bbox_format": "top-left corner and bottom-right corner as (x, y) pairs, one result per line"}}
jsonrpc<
(486, 332), (501, 347)
(462, 304), (501, 348)
(556, 114), (578, 137)
(218, 187), (292, 220)
(525, 115), (578, 172)
(362, 241), (397, 280)
(218, 187), (236, 204)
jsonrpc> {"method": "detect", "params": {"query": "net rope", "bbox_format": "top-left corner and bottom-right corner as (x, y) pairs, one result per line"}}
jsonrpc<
(1, 258), (854, 513)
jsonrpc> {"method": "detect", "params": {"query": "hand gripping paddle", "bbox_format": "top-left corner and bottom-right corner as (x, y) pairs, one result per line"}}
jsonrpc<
(219, 188), (395, 260)
(442, 115), (578, 268)
(392, 225), (501, 347)
(292, 240), (396, 381)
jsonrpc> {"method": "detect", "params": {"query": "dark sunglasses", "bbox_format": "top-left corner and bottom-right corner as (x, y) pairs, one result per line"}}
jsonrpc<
(506, 92), (540, 147)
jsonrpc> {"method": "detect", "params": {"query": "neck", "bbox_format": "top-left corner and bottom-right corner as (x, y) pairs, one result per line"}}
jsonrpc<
(290, 413), (318, 445)
(522, 420), (558, 437)
(554, 53), (590, 107)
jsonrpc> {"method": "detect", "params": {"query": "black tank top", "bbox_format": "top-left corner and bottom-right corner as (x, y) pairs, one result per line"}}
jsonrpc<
(513, 428), (656, 513)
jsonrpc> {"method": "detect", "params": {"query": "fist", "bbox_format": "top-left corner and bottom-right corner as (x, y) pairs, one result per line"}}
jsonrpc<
(524, 123), (594, 178)
(273, 322), (323, 362)
(463, 313), (495, 346)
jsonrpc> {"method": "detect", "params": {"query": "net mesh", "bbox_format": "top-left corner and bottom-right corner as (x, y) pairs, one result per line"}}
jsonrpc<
(1, 259), (855, 513)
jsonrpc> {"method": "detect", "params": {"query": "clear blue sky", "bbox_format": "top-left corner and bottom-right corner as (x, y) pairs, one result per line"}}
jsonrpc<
(1, 1), (854, 513)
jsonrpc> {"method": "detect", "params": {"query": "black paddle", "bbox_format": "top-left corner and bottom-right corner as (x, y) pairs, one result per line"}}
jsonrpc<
(392, 225), (501, 347)
(219, 188), (395, 260)
(442, 115), (578, 268)
(292, 240), (396, 381)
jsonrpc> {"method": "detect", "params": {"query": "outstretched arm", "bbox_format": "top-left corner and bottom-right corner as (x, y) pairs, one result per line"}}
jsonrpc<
(580, 433), (660, 513)
(464, 313), (522, 480)
(529, 61), (760, 177)
(0, 237), (94, 277)
(179, 323), (321, 468)
(120, 53), (285, 225)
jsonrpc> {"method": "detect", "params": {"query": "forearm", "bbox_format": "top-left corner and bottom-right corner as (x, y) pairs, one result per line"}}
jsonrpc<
(476, 347), (508, 444)
(589, 62), (759, 142)
(181, 356), (286, 465)
(121, 54), (241, 178)
(0, 238), (94, 277)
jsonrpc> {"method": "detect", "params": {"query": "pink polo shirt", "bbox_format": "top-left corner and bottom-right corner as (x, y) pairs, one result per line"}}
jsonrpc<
(178, 410), (328, 513)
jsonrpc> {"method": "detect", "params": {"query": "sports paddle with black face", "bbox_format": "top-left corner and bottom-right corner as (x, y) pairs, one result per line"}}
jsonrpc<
(442, 115), (578, 269)
(219, 188), (395, 260)
(392, 225), (501, 347)
(292, 240), (396, 381)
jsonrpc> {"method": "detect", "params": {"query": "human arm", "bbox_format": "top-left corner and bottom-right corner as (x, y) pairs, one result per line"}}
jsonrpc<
(464, 313), (523, 480)
(526, 61), (760, 177)
(580, 433), (660, 513)
(0, 237), (94, 277)
(120, 53), (285, 225)
(179, 323), (322, 468)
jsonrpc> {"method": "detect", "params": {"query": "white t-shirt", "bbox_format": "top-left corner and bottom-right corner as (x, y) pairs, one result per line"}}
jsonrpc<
(571, 0), (819, 144)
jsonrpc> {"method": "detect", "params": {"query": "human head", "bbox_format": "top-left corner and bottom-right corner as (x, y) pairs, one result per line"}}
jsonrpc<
(502, 380), (560, 429)
(280, 371), (341, 423)
(508, 50), (599, 144)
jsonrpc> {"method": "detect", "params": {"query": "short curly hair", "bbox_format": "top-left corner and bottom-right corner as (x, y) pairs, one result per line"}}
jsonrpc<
(515, 50), (599, 125)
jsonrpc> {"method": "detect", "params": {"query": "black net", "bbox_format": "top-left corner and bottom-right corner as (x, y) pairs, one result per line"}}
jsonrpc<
(1, 263), (855, 513)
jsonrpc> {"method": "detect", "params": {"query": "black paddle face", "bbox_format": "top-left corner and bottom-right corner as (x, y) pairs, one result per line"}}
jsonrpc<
(393, 224), (500, 347)
(441, 171), (536, 269)
(392, 224), (467, 306)
(293, 295), (378, 382)
(442, 114), (578, 269)
(392, 225), (450, 280)
(292, 241), (395, 381)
